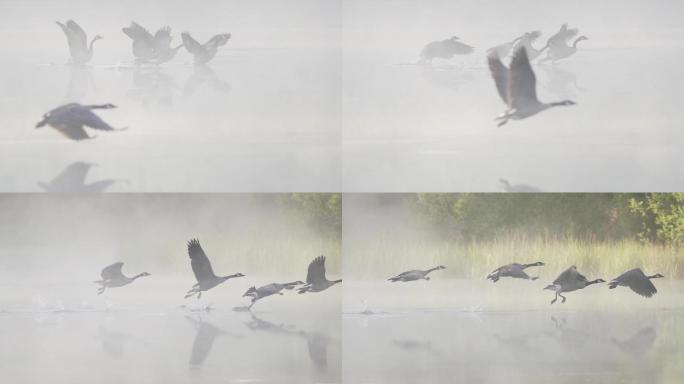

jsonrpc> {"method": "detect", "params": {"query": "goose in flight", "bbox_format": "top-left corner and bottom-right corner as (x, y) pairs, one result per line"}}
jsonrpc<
(35, 103), (127, 140)
(608, 268), (664, 298)
(56, 20), (101, 64)
(388, 265), (446, 282)
(38, 162), (124, 192)
(297, 256), (341, 294)
(419, 36), (474, 65)
(487, 34), (525, 59)
(184, 238), (245, 299)
(488, 47), (575, 127)
(543, 24), (579, 51)
(486, 261), (544, 282)
(94, 262), (150, 295)
(243, 281), (304, 309)
(512, 30), (546, 60)
(544, 266), (605, 304)
(122, 22), (183, 64)
(540, 36), (588, 63)
(181, 32), (231, 64)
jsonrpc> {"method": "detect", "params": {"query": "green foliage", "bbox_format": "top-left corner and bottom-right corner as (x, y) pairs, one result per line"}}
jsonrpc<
(629, 193), (684, 244)
(281, 193), (341, 237)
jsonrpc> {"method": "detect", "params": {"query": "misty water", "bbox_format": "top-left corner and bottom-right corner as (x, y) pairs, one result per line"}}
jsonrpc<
(0, 278), (341, 384)
(0, 0), (340, 192)
(343, 280), (684, 384)
(343, 0), (684, 192)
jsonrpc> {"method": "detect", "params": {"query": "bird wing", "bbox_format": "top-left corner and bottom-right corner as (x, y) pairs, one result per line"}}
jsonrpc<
(181, 32), (204, 55)
(306, 256), (327, 285)
(206, 34), (230, 49)
(52, 123), (91, 140)
(620, 269), (657, 297)
(66, 20), (88, 47)
(101, 262), (125, 280)
(68, 106), (116, 131)
(122, 22), (154, 41)
(553, 266), (577, 285)
(154, 26), (173, 49)
(187, 239), (216, 282)
(487, 52), (509, 105)
(508, 47), (538, 110)
(49, 162), (92, 188)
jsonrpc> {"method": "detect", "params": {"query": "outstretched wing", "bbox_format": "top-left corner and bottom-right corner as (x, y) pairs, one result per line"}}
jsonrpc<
(306, 256), (327, 285)
(101, 262), (125, 280)
(49, 162), (93, 188)
(553, 266), (577, 285)
(508, 47), (538, 110)
(628, 277), (657, 298)
(206, 33), (230, 49)
(154, 26), (173, 49)
(181, 32), (204, 55)
(188, 238), (216, 282)
(66, 20), (87, 46)
(487, 52), (509, 105)
(52, 123), (91, 140)
(72, 107), (116, 131)
(122, 22), (154, 41)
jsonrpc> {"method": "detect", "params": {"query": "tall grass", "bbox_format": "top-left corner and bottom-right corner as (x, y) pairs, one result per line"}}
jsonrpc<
(345, 233), (682, 280)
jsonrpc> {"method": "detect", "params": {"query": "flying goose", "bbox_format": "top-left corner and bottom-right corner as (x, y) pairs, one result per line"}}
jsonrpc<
(94, 262), (150, 295)
(181, 32), (231, 64)
(297, 256), (341, 294)
(388, 265), (446, 282)
(122, 22), (183, 64)
(243, 281), (304, 309)
(56, 20), (101, 64)
(512, 30), (547, 60)
(184, 238), (245, 299)
(486, 261), (544, 282)
(35, 103), (127, 140)
(544, 266), (605, 304)
(38, 162), (124, 192)
(540, 36), (588, 63)
(488, 47), (575, 127)
(419, 36), (474, 64)
(542, 24), (579, 51)
(608, 268), (664, 298)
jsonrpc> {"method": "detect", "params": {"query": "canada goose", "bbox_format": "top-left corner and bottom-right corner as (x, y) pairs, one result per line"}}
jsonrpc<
(488, 47), (575, 127)
(35, 103), (127, 141)
(540, 36), (588, 63)
(388, 265), (446, 282)
(512, 30), (546, 60)
(544, 266), (605, 304)
(38, 162), (125, 193)
(181, 32), (231, 64)
(542, 24), (579, 51)
(608, 268), (664, 298)
(184, 238), (245, 299)
(94, 262), (150, 295)
(297, 256), (341, 294)
(56, 20), (101, 64)
(486, 261), (544, 282)
(122, 22), (183, 64)
(243, 281), (304, 309)
(487, 34), (525, 58)
(419, 36), (474, 64)
(498, 178), (542, 192)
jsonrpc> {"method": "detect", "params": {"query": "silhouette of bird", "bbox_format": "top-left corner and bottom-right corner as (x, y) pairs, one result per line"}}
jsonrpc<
(512, 30), (547, 60)
(181, 32), (231, 64)
(608, 268), (664, 298)
(488, 47), (575, 127)
(388, 265), (446, 282)
(56, 20), (101, 64)
(38, 162), (124, 192)
(94, 262), (150, 295)
(186, 316), (229, 366)
(498, 178), (542, 192)
(540, 36), (588, 63)
(542, 24), (579, 51)
(487, 34), (525, 58)
(243, 281), (304, 309)
(544, 266), (605, 304)
(35, 103), (127, 140)
(122, 22), (183, 64)
(419, 36), (474, 64)
(297, 256), (341, 294)
(487, 261), (544, 282)
(184, 238), (245, 299)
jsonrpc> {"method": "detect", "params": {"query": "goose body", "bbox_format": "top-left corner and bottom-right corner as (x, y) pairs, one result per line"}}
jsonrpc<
(181, 32), (231, 64)
(388, 265), (446, 282)
(297, 256), (341, 294)
(488, 47), (575, 127)
(608, 268), (664, 298)
(420, 36), (474, 64)
(544, 266), (605, 304)
(184, 238), (245, 299)
(56, 20), (101, 64)
(35, 103), (126, 141)
(94, 262), (150, 294)
(243, 281), (304, 308)
(487, 261), (544, 282)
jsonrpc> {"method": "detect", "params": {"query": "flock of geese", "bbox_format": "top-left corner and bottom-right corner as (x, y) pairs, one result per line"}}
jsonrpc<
(420, 23), (588, 127)
(94, 239), (341, 310)
(388, 262), (664, 304)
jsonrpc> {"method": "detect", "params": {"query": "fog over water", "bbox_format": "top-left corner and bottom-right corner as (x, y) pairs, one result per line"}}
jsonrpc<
(0, 0), (341, 192)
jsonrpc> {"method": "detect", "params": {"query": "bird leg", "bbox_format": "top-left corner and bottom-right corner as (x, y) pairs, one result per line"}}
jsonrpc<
(97, 286), (106, 295)
(197, 291), (202, 300)
(550, 292), (558, 305)
(559, 293), (566, 303)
